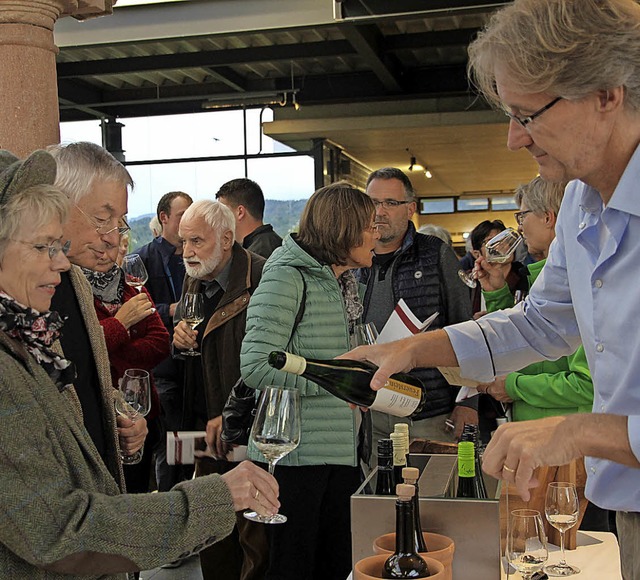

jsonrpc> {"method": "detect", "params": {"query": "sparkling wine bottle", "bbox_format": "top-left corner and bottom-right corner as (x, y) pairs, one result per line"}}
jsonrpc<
(375, 439), (396, 496)
(402, 467), (427, 553)
(390, 432), (408, 485)
(268, 351), (426, 418)
(383, 484), (431, 578)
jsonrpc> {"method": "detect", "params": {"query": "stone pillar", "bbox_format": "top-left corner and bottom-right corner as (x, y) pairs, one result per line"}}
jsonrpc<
(0, 0), (113, 157)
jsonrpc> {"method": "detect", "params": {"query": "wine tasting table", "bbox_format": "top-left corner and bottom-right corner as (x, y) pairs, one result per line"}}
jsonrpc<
(500, 531), (621, 579)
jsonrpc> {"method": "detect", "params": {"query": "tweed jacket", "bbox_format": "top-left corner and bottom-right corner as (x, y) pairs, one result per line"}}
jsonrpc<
(0, 328), (236, 579)
(240, 234), (359, 467)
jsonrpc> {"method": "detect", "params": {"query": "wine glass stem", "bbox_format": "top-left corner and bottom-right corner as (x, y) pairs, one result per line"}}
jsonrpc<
(559, 530), (567, 565)
(268, 460), (276, 476)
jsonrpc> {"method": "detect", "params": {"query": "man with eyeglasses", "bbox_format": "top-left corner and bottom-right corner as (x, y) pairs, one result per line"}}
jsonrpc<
(358, 167), (472, 464)
(345, 1), (640, 576)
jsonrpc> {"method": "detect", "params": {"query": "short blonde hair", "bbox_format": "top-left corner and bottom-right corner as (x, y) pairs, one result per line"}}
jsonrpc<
(468, 0), (640, 112)
(0, 184), (69, 259)
(514, 177), (566, 216)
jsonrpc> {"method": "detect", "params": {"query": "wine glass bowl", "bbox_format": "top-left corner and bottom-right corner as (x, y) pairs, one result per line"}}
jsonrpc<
(457, 228), (523, 288)
(351, 322), (379, 348)
(544, 482), (580, 576)
(244, 385), (301, 524)
(507, 509), (548, 580)
(122, 254), (148, 292)
(181, 292), (205, 357)
(114, 368), (151, 465)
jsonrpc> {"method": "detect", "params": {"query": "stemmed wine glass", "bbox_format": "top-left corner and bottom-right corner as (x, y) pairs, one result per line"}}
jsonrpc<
(458, 228), (523, 288)
(545, 482), (580, 576)
(122, 254), (149, 292)
(507, 509), (549, 580)
(351, 321), (379, 348)
(244, 385), (301, 524)
(181, 292), (205, 357)
(114, 369), (151, 465)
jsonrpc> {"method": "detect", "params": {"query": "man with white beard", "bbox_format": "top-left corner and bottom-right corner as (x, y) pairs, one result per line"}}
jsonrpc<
(172, 200), (268, 580)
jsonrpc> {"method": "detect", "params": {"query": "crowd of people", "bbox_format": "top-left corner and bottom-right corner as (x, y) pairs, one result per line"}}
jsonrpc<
(2, 0), (640, 579)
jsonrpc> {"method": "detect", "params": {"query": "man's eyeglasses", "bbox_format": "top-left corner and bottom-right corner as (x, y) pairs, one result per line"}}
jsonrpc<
(504, 96), (563, 129)
(75, 204), (130, 236)
(12, 239), (71, 260)
(514, 210), (533, 226)
(371, 199), (413, 210)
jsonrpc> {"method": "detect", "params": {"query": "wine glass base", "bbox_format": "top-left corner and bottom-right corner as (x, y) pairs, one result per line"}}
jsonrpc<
(182, 350), (201, 357)
(458, 269), (477, 288)
(121, 450), (143, 465)
(544, 563), (580, 576)
(243, 511), (287, 524)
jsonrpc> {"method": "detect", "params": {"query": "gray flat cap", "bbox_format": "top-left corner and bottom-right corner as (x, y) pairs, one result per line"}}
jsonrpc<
(0, 149), (57, 208)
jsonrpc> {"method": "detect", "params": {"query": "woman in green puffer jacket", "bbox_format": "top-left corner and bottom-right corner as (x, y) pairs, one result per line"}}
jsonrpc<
(475, 177), (593, 422)
(240, 182), (379, 580)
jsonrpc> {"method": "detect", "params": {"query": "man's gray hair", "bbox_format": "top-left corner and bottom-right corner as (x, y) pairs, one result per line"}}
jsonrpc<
(366, 167), (415, 200)
(48, 142), (133, 203)
(468, 0), (640, 112)
(182, 199), (236, 242)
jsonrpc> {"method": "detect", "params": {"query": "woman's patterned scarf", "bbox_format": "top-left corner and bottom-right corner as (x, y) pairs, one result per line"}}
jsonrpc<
(0, 292), (75, 392)
(81, 263), (124, 315)
(338, 270), (364, 333)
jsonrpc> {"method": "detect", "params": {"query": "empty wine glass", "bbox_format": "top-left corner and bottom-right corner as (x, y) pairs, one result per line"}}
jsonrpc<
(507, 509), (548, 580)
(458, 228), (523, 288)
(545, 482), (580, 576)
(122, 254), (148, 292)
(244, 385), (301, 524)
(114, 369), (151, 465)
(181, 292), (205, 357)
(351, 321), (379, 348)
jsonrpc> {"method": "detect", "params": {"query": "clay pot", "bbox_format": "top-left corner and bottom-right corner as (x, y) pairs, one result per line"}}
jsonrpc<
(354, 553), (445, 580)
(372, 532), (454, 580)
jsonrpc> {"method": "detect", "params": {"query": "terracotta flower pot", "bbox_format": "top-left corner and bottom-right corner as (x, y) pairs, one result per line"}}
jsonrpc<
(372, 532), (455, 580)
(354, 553), (445, 580)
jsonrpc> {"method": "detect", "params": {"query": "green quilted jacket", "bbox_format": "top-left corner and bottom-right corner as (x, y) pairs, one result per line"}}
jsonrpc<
(240, 234), (359, 467)
(482, 259), (593, 421)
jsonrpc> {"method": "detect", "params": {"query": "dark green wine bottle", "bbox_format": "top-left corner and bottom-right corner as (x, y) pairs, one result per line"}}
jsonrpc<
(268, 351), (426, 418)
(375, 439), (396, 496)
(383, 484), (430, 578)
(460, 425), (488, 499)
(402, 467), (428, 553)
(456, 441), (486, 499)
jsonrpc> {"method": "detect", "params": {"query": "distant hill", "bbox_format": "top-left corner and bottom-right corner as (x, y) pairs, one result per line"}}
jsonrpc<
(127, 199), (308, 251)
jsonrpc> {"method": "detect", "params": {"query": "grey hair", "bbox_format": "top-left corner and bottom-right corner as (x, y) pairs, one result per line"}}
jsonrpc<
(0, 184), (69, 259)
(48, 142), (133, 203)
(182, 199), (236, 242)
(418, 223), (452, 246)
(366, 167), (415, 200)
(514, 176), (566, 216)
(468, 0), (640, 112)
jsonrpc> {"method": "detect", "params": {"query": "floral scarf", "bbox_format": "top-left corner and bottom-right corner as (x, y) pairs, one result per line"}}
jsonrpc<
(337, 270), (364, 334)
(81, 264), (124, 315)
(0, 292), (75, 392)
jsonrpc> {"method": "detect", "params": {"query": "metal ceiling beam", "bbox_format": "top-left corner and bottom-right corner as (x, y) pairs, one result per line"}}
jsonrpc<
(203, 66), (248, 93)
(339, 23), (403, 92)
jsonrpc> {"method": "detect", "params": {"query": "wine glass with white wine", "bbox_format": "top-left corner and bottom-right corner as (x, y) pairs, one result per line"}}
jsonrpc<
(122, 254), (149, 292)
(458, 227), (523, 288)
(545, 482), (580, 576)
(244, 385), (301, 524)
(507, 509), (549, 580)
(181, 292), (205, 357)
(114, 369), (151, 465)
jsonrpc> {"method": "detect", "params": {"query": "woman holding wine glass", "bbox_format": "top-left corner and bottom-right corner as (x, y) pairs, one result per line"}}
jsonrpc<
(240, 182), (379, 580)
(82, 236), (170, 492)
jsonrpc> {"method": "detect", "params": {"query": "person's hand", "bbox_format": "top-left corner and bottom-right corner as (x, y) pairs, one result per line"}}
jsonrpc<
(114, 293), (155, 330)
(482, 415), (581, 501)
(173, 320), (198, 351)
(205, 415), (230, 459)
(476, 376), (512, 403)
(448, 406), (478, 441)
(475, 256), (508, 292)
(220, 461), (280, 516)
(169, 302), (178, 317)
(116, 415), (148, 455)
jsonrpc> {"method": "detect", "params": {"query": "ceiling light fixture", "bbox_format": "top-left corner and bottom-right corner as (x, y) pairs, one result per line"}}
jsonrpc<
(202, 89), (299, 110)
(406, 148), (431, 176)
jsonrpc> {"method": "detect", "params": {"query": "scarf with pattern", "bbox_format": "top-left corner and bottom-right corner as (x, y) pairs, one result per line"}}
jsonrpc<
(81, 264), (124, 315)
(0, 292), (75, 392)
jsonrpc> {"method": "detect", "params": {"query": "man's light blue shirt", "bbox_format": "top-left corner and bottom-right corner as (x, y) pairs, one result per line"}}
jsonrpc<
(446, 144), (640, 511)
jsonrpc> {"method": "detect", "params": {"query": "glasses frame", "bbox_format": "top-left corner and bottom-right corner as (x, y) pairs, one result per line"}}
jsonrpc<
(11, 239), (71, 260)
(505, 96), (563, 129)
(371, 199), (413, 210)
(74, 204), (130, 237)
(514, 210), (533, 226)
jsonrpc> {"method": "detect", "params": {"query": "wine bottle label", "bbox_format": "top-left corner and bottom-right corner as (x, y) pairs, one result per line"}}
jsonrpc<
(369, 380), (421, 416)
(279, 352), (307, 375)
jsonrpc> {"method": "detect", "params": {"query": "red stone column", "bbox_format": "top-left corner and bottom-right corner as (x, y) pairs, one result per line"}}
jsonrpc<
(0, 0), (113, 157)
